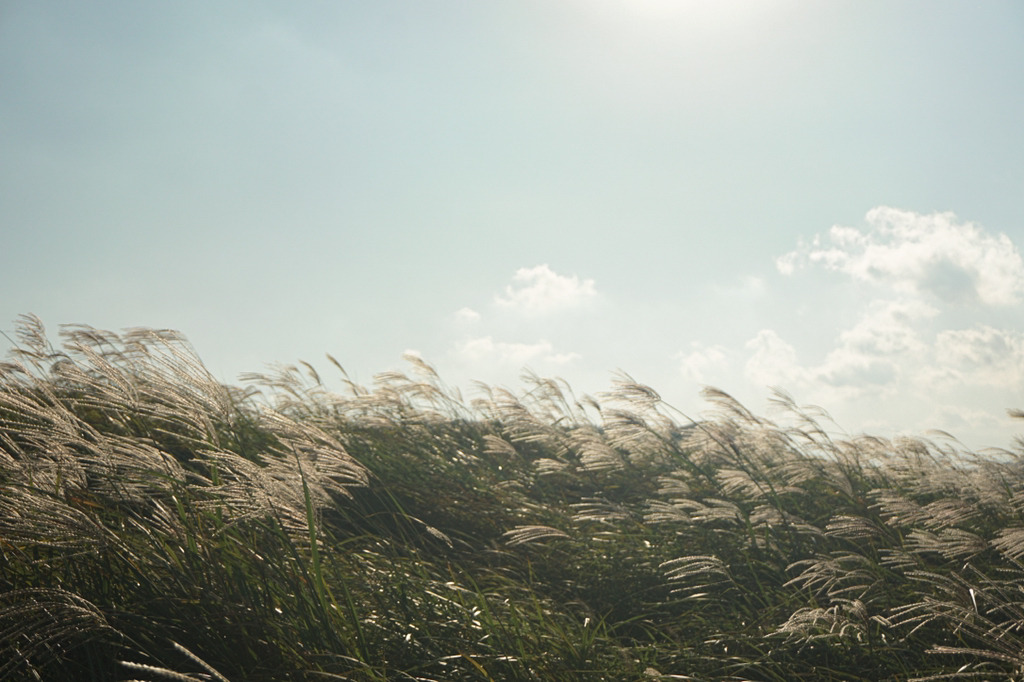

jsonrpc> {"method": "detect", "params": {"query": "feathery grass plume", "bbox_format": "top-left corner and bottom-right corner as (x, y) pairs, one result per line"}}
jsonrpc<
(6, 316), (1024, 679)
(0, 588), (120, 679)
(519, 369), (599, 429)
(0, 483), (112, 555)
(503, 524), (571, 546)
(907, 528), (989, 561)
(483, 385), (566, 453)
(120, 641), (230, 682)
(889, 565), (1024, 676)
(774, 598), (873, 645)
(571, 497), (633, 525)
(119, 660), (207, 682)
(991, 527), (1024, 561)
(533, 456), (570, 477)
(0, 319), (379, 677)
(597, 373), (698, 462)
(660, 554), (730, 586)
(825, 513), (891, 542)
(785, 552), (893, 605)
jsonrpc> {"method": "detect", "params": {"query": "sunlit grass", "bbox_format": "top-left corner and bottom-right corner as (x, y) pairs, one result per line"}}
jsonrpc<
(2, 313), (1024, 680)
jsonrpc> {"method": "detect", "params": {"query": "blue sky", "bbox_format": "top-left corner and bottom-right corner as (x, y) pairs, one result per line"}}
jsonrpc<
(2, 1), (1023, 449)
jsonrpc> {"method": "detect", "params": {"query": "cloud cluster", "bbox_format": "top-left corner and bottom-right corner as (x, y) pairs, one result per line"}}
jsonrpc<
(455, 336), (581, 366)
(741, 299), (938, 398)
(797, 299), (938, 394)
(777, 206), (1024, 306)
(723, 208), (1024, 443)
(932, 326), (1024, 388)
(743, 330), (801, 387)
(495, 264), (597, 315)
(449, 264), (596, 371)
(677, 343), (730, 383)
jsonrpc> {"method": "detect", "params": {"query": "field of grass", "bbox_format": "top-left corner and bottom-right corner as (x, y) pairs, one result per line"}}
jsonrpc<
(2, 313), (1024, 680)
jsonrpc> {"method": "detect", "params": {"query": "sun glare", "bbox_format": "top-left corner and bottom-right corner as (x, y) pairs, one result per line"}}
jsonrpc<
(584, 0), (791, 36)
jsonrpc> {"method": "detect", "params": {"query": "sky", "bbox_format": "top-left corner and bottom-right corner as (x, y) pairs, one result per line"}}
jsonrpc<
(2, 1), (1024, 450)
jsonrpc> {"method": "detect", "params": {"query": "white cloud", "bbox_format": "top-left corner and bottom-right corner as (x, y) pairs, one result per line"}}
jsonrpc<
(817, 355), (896, 389)
(494, 264), (597, 315)
(546, 351), (585, 365)
(454, 307), (481, 323)
(677, 343), (730, 383)
(742, 301), (940, 395)
(923, 404), (1014, 439)
(931, 326), (1024, 388)
(798, 300), (933, 393)
(689, 207), (1024, 446)
(445, 267), (591, 377)
(455, 336), (581, 366)
(744, 329), (801, 387)
(832, 298), (935, 357)
(738, 314), (1024, 440)
(777, 207), (1024, 306)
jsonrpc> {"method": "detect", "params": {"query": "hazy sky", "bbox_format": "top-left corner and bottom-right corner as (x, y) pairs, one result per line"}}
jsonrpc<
(3, 1), (1024, 449)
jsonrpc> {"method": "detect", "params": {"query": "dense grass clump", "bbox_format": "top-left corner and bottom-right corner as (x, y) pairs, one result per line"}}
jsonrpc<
(2, 313), (1024, 680)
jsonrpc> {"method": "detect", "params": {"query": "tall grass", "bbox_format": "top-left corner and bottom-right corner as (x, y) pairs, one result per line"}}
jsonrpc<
(2, 313), (1024, 680)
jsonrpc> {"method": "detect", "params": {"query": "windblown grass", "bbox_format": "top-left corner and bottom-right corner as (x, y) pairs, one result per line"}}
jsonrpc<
(2, 313), (1024, 680)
